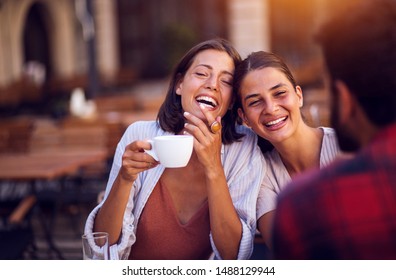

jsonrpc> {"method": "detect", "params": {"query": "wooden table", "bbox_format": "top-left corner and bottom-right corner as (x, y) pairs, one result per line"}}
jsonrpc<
(0, 149), (108, 180)
(99, 110), (157, 129)
(0, 149), (108, 259)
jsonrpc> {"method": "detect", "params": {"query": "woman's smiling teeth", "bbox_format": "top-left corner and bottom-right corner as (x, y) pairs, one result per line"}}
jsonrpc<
(196, 96), (218, 109)
(265, 116), (287, 127)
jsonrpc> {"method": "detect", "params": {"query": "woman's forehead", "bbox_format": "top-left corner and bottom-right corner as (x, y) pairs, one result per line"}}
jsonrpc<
(190, 49), (234, 71)
(242, 67), (290, 90)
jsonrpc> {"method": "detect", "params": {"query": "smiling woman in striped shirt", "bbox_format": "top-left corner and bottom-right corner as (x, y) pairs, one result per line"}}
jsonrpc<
(233, 51), (342, 253)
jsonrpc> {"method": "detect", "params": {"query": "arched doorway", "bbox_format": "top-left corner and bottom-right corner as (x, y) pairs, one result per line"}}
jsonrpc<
(23, 2), (51, 82)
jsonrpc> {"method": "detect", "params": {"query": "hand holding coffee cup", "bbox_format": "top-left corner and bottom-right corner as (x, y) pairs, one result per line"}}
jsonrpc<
(144, 135), (194, 168)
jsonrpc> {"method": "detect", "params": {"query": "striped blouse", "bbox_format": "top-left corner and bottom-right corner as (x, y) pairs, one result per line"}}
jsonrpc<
(85, 121), (265, 260)
(257, 127), (340, 219)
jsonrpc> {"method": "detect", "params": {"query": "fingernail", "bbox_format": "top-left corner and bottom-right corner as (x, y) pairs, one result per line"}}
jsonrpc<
(183, 112), (190, 117)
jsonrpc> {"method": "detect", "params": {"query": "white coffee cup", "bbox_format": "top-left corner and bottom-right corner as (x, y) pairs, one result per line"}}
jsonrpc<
(145, 135), (193, 168)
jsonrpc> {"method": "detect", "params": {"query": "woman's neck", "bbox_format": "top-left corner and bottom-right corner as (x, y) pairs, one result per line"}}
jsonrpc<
(273, 125), (324, 178)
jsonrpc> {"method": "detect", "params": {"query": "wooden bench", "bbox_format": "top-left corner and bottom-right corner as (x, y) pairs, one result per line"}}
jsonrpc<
(0, 117), (35, 154)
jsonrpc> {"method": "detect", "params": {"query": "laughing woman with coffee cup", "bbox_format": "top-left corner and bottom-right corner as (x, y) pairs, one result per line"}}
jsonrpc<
(84, 38), (265, 260)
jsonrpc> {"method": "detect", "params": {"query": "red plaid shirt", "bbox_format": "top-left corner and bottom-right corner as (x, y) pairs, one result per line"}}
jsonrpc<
(272, 123), (396, 259)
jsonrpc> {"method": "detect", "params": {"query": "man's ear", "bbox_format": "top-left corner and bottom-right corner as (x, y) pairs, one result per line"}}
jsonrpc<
(334, 80), (355, 125)
(237, 108), (250, 127)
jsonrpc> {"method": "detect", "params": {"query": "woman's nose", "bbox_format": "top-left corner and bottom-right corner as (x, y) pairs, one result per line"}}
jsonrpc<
(205, 76), (218, 91)
(263, 99), (278, 114)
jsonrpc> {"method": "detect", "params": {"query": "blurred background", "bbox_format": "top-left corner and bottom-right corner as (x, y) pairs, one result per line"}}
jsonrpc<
(0, 0), (359, 260)
(0, 0), (360, 117)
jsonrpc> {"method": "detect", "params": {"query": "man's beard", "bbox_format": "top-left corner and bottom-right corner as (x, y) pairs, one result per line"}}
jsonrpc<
(330, 86), (361, 153)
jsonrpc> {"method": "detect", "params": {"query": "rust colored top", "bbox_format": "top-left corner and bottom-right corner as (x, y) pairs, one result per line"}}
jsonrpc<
(128, 180), (212, 260)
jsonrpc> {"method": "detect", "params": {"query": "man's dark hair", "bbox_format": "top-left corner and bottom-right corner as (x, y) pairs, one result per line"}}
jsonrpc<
(316, 0), (396, 126)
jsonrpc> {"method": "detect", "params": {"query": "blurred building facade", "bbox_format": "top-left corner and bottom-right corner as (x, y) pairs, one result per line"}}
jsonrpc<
(0, 0), (356, 115)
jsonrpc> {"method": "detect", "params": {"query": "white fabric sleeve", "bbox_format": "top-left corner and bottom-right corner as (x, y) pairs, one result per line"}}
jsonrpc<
(84, 127), (138, 260)
(210, 128), (265, 260)
(83, 175), (137, 259)
(256, 179), (278, 219)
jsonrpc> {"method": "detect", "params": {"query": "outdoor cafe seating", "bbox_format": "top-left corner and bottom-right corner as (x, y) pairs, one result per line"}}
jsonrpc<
(0, 86), (163, 259)
(0, 115), (110, 259)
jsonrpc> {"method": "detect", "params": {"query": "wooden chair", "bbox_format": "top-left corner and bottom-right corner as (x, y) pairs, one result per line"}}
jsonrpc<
(0, 117), (37, 259)
(29, 119), (61, 153)
(61, 116), (124, 159)
(0, 117), (35, 154)
(0, 129), (9, 153)
(29, 119), (109, 239)
(94, 94), (137, 113)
